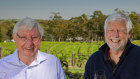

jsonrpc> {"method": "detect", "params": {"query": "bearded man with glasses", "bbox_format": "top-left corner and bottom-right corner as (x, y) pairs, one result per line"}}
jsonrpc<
(0, 17), (66, 79)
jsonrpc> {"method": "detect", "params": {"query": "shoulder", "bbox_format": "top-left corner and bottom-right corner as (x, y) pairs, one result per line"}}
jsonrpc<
(39, 51), (58, 59)
(0, 53), (14, 62)
(126, 44), (140, 59)
(129, 44), (140, 53)
(0, 54), (14, 70)
(39, 51), (64, 72)
(84, 51), (102, 78)
(87, 51), (101, 64)
(39, 51), (60, 62)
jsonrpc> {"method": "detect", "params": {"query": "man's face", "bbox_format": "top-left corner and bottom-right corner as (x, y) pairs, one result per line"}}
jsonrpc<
(13, 27), (42, 58)
(105, 20), (130, 51)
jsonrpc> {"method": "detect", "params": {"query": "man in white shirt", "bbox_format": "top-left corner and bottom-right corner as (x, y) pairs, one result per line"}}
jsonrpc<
(0, 17), (66, 79)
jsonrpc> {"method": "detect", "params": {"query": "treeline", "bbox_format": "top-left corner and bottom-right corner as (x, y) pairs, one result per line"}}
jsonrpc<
(0, 9), (140, 42)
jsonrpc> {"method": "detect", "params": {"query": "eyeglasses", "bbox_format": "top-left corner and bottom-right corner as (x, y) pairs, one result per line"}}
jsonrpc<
(16, 33), (41, 43)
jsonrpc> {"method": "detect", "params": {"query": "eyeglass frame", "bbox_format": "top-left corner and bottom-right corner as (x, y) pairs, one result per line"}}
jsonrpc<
(16, 33), (42, 43)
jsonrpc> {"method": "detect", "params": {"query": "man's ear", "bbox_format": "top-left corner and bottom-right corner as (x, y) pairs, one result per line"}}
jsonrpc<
(128, 29), (132, 38)
(41, 36), (44, 41)
(12, 34), (16, 42)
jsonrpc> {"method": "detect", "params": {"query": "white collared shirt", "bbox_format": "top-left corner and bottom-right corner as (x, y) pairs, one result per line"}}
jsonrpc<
(0, 49), (66, 79)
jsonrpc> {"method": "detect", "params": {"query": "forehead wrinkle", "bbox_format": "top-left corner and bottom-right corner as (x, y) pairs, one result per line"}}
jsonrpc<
(107, 20), (126, 27)
(17, 27), (39, 36)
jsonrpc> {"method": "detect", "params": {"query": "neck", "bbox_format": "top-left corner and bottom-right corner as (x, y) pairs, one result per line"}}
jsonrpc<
(109, 49), (124, 64)
(18, 53), (37, 66)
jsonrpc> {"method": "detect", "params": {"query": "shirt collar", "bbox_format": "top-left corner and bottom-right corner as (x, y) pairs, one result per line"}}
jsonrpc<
(102, 40), (132, 62)
(2, 49), (23, 65)
(30, 51), (47, 66)
(3, 49), (47, 66)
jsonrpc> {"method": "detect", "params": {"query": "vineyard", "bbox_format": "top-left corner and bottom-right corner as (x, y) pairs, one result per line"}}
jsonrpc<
(0, 40), (140, 79)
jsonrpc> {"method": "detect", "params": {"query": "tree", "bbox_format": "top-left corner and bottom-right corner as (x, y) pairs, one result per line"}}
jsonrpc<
(90, 11), (107, 41)
(0, 20), (15, 41)
(129, 11), (140, 39)
(114, 8), (129, 15)
(6, 26), (14, 40)
(69, 14), (88, 42)
(49, 12), (70, 41)
(49, 12), (63, 20)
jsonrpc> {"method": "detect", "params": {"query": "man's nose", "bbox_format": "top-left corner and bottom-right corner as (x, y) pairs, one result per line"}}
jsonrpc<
(25, 38), (34, 44)
(113, 30), (119, 37)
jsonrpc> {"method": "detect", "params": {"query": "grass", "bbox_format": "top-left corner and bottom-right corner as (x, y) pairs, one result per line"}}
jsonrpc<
(64, 67), (84, 79)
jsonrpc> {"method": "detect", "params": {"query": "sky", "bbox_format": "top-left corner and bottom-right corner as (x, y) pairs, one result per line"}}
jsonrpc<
(0, 0), (140, 20)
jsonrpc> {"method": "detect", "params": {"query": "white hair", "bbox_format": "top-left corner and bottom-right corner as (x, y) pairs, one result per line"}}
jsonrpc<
(104, 12), (132, 33)
(13, 17), (44, 36)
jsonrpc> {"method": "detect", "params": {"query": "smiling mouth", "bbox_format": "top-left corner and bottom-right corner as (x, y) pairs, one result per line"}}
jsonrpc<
(111, 39), (120, 43)
(26, 47), (33, 50)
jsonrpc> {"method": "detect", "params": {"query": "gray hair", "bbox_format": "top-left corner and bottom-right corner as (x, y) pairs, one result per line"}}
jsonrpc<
(13, 17), (44, 36)
(104, 12), (132, 33)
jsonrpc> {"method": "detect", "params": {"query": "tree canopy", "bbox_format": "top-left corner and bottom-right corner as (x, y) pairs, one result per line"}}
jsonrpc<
(0, 9), (140, 42)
